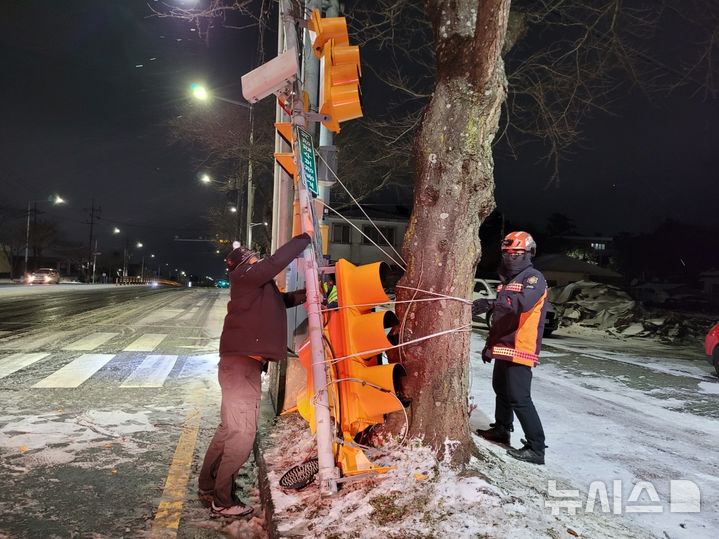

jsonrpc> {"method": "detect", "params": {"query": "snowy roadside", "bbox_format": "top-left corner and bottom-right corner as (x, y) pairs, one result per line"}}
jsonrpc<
(256, 327), (717, 539)
(259, 413), (647, 539)
(470, 330), (719, 539)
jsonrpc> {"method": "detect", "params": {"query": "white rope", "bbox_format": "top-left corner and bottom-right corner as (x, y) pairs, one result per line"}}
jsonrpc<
(314, 323), (472, 367)
(321, 295), (471, 314)
(396, 285), (470, 302)
(316, 150), (408, 268)
(320, 377), (410, 447)
(317, 198), (406, 271)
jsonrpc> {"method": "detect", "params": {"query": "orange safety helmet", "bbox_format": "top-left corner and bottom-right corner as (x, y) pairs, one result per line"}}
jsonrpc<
(501, 231), (537, 256)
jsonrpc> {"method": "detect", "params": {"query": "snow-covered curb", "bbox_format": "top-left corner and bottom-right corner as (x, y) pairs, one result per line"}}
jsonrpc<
(257, 414), (648, 538)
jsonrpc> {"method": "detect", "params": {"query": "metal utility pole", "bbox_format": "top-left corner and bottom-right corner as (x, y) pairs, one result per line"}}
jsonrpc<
(23, 201), (32, 275)
(84, 198), (101, 276)
(278, 0), (339, 495)
(317, 0), (340, 216)
(245, 107), (255, 248)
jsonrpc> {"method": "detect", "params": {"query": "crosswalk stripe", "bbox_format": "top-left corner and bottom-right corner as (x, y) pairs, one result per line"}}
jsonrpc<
(120, 355), (178, 388)
(0, 353), (49, 379)
(0, 332), (70, 351)
(179, 308), (198, 321)
(63, 333), (117, 351)
(33, 354), (115, 388)
(123, 333), (167, 352)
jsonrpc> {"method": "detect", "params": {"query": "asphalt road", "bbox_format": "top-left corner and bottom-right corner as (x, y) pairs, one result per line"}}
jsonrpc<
(2, 286), (716, 538)
(0, 285), (245, 538)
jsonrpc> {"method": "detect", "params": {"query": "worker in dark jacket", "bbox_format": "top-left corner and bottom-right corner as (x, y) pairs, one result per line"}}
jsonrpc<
(199, 233), (311, 516)
(472, 231), (548, 465)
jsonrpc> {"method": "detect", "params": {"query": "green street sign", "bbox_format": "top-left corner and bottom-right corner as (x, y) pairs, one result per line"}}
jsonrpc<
(297, 127), (319, 197)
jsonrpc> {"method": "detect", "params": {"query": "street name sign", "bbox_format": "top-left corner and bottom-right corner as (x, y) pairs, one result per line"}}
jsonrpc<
(297, 127), (319, 197)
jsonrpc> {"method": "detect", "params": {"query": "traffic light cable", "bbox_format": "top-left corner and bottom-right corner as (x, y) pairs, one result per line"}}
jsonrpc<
(316, 198), (407, 270)
(320, 295), (471, 314)
(318, 377), (411, 448)
(316, 150), (407, 270)
(315, 324), (472, 366)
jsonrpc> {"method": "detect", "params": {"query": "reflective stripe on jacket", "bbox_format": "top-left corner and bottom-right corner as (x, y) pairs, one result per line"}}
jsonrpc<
(486, 266), (548, 367)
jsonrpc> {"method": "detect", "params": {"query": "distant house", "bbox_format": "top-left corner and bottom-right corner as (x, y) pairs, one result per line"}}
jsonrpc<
(699, 270), (719, 306)
(533, 254), (622, 287)
(556, 235), (615, 267)
(325, 208), (408, 269)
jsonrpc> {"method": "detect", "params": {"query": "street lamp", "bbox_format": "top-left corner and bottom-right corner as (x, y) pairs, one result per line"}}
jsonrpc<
(190, 83), (251, 109)
(190, 84), (255, 246)
(135, 243), (145, 279)
(248, 221), (268, 250)
(24, 194), (66, 275)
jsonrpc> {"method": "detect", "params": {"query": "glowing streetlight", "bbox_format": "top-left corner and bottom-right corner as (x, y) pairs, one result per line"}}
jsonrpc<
(113, 227), (121, 234)
(191, 82), (209, 101)
(200, 173), (212, 184)
(136, 242), (143, 248)
(247, 221), (268, 250)
(229, 207), (237, 213)
(189, 82), (250, 108)
(24, 194), (67, 275)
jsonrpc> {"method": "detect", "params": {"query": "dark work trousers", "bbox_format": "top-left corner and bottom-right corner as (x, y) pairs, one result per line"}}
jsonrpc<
(198, 355), (262, 507)
(492, 359), (546, 453)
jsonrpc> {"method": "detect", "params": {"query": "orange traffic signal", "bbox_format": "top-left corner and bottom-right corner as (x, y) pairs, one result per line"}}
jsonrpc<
(328, 259), (405, 440)
(319, 42), (362, 133)
(308, 9), (349, 57)
(274, 121), (297, 178)
(307, 9), (363, 133)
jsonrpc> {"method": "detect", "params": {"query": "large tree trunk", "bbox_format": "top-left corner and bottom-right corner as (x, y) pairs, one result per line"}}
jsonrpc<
(393, 0), (510, 464)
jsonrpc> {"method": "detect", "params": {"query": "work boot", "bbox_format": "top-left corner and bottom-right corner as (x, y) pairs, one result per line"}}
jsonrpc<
(475, 424), (511, 444)
(507, 443), (545, 465)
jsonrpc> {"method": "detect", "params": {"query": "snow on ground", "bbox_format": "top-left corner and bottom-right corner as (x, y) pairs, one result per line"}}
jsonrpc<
(259, 328), (717, 539)
(469, 331), (719, 539)
(261, 416), (645, 539)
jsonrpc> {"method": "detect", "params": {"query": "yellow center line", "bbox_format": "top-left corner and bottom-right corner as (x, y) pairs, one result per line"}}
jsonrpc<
(150, 387), (207, 537)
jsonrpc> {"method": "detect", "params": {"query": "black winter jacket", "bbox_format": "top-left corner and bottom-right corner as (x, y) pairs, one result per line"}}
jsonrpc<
(219, 233), (310, 360)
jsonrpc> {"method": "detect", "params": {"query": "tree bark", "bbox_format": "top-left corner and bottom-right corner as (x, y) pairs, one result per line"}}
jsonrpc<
(392, 0), (510, 464)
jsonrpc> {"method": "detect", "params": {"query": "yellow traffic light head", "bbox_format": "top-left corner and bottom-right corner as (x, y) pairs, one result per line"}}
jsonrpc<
(319, 41), (363, 133)
(274, 122), (297, 178)
(308, 9), (349, 58)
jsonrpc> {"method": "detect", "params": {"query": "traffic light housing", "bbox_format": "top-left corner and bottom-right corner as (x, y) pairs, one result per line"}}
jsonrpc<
(274, 121), (297, 179)
(328, 259), (405, 439)
(308, 9), (349, 57)
(307, 9), (362, 133)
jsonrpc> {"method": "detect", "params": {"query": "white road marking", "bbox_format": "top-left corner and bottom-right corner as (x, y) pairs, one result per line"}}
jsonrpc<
(63, 333), (117, 351)
(123, 333), (167, 352)
(179, 308), (198, 321)
(33, 354), (115, 388)
(0, 353), (49, 379)
(0, 332), (70, 351)
(120, 355), (178, 388)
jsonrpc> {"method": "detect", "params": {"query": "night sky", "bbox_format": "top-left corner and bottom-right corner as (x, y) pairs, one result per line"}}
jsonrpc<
(1, 1), (718, 277)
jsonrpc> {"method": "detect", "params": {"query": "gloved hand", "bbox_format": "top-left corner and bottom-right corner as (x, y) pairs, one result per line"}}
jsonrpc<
(295, 288), (307, 304)
(481, 347), (492, 364)
(472, 299), (491, 316)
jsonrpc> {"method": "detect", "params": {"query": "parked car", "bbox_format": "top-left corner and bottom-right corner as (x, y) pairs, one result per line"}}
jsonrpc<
(472, 278), (560, 337)
(705, 322), (719, 376)
(26, 268), (60, 284)
(216, 279), (230, 289)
